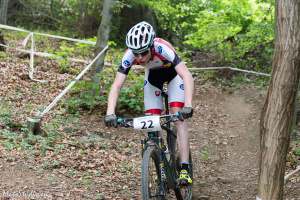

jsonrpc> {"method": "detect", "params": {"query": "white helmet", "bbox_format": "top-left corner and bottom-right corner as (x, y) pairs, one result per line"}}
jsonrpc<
(126, 21), (155, 53)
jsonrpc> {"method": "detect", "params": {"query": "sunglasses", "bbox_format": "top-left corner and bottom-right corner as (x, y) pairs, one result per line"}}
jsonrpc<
(133, 50), (150, 57)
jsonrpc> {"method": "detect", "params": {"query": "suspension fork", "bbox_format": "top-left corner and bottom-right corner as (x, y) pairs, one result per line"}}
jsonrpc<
(141, 131), (160, 156)
(162, 91), (171, 130)
(144, 132), (167, 195)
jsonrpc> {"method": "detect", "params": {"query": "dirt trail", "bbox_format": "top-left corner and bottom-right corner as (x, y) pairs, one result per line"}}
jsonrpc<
(1, 80), (300, 199)
(191, 83), (300, 200)
(190, 83), (263, 200)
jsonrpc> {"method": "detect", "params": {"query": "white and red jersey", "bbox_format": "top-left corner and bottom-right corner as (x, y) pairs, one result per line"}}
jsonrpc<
(118, 38), (185, 114)
(118, 38), (181, 75)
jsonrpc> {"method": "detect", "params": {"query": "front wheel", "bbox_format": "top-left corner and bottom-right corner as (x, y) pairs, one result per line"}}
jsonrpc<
(141, 146), (165, 200)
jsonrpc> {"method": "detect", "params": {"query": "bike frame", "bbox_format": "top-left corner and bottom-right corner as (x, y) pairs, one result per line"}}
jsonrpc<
(140, 91), (180, 194)
(116, 90), (186, 199)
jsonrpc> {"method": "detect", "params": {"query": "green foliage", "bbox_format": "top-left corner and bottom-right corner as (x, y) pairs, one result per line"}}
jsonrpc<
(185, 2), (246, 48)
(47, 39), (94, 74)
(227, 75), (252, 88)
(64, 62), (115, 114)
(186, 0), (273, 47)
(65, 79), (107, 114)
(0, 102), (12, 127)
(138, 0), (205, 45)
(0, 106), (76, 157)
(253, 76), (270, 88)
(10, 0), (275, 74)
(1, 30), (29, 44)
(185, 0), (274, 70)
(51, 42), (73, 73)
(57, 59), (71, 74)
(2, 130), (19, 150)
(0, 122), (60, 154)
(7, 0), (276, 116)
(200, 147), (209, 161)
(74, 37), (96, 57)
(118, 75), (144, 113)
(124, 0), (274, 75)
(199, 71), (218, 82)
(0, 101), (24, 131)
(65, 64), (144, 114)
(12, 0), (103, 36)
(293, 148), (300, 156)
(0, 51), (8, 59)
(64, 47), (144, 114)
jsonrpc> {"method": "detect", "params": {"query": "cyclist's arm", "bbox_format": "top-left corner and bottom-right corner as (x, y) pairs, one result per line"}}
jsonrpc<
(106, 72), (127, 115)
(175, 62), (194, 107)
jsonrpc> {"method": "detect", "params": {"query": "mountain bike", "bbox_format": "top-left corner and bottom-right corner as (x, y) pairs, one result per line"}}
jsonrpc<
(117, 91), (193, 200)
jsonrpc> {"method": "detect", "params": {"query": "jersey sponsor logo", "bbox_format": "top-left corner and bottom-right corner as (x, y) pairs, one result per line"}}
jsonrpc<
(163, 63), (171, 68)
(158, 46), (163, 54)
(123, 60), (131, 68)
(144, 80), (148, 86)
(155, 90), (161, 96)
(180, 84), (184, 90)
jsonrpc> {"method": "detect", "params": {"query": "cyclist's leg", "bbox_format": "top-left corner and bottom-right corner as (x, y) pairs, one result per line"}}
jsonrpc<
(168, 75), (192, 185)
(168, 75), (189, 163)
(144, 69), (163, 115)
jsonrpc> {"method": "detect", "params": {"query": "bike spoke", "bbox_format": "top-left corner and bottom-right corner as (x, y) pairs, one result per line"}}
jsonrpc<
(180, 185), (192, 200)
(149, 158), (159, 197)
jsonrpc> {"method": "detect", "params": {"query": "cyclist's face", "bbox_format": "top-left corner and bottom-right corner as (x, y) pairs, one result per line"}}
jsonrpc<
(133, 49), (151, 64)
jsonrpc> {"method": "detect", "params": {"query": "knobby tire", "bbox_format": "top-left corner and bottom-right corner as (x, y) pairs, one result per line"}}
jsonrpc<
(141, 146), (164, 200)
(167, 127), (193, 200)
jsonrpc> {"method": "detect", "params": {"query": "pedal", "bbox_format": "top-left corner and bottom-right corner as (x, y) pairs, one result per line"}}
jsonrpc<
(178, 179), (188, 186)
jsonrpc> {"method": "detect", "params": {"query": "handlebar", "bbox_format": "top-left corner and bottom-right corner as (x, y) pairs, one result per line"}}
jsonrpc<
(116, 113), (182, 131)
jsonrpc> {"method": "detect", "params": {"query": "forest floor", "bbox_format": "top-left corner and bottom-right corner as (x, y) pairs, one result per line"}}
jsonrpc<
(0, 50), (300, 199)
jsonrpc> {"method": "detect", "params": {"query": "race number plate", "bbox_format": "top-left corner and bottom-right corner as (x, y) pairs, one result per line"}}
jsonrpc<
(133, 115), (161, 131)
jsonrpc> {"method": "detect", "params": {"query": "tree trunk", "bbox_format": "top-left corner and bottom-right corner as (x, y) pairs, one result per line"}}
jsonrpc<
(258, 1), (300, 200)
(92, 0), (115, 80)
(0, 0), (9, 24)
(0, 31), (5, 51)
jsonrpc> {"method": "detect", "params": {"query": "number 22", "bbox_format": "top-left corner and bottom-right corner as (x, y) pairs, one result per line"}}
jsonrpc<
(141, 120), (154, 129)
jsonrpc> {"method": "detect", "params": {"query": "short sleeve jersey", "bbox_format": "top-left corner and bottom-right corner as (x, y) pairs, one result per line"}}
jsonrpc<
(118, 38), (181, 75)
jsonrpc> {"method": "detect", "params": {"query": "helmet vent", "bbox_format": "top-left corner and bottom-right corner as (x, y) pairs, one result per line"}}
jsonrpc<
(134, 38), (138, 46)
(125, 21), (155, 52)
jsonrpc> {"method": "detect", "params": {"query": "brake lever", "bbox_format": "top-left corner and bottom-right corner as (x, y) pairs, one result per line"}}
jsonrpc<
(175, 112), (184, 121)
(117, 117), (133, 128)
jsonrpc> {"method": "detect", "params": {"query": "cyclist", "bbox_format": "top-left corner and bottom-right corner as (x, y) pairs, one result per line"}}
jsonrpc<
(104, 21), (194, 185)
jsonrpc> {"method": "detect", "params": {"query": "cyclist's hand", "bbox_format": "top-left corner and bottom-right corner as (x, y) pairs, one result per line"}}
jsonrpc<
(178, 107), (193, 120)
(104, 114), (117, 127)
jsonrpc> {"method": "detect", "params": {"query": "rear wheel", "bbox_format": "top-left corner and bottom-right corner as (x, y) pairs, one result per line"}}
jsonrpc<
(141, 146), (165, 200)
(167, 128), (193, 200)
(167, 129), (182, 199)
(167, 127), (193, 200)
(179, 152), (193, 200)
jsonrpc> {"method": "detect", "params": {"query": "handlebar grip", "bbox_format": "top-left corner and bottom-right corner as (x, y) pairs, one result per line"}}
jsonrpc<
(175, 111), (184, 121)
(174, 112), (180, 117)
(117, 117), (124, 124)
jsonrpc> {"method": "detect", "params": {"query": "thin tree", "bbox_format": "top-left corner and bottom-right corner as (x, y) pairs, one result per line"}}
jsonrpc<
(258, 0), (300, 200)
(0, 0), (9, 24)
(0, 0), (9, 51)
(92, 0), (116, 84)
